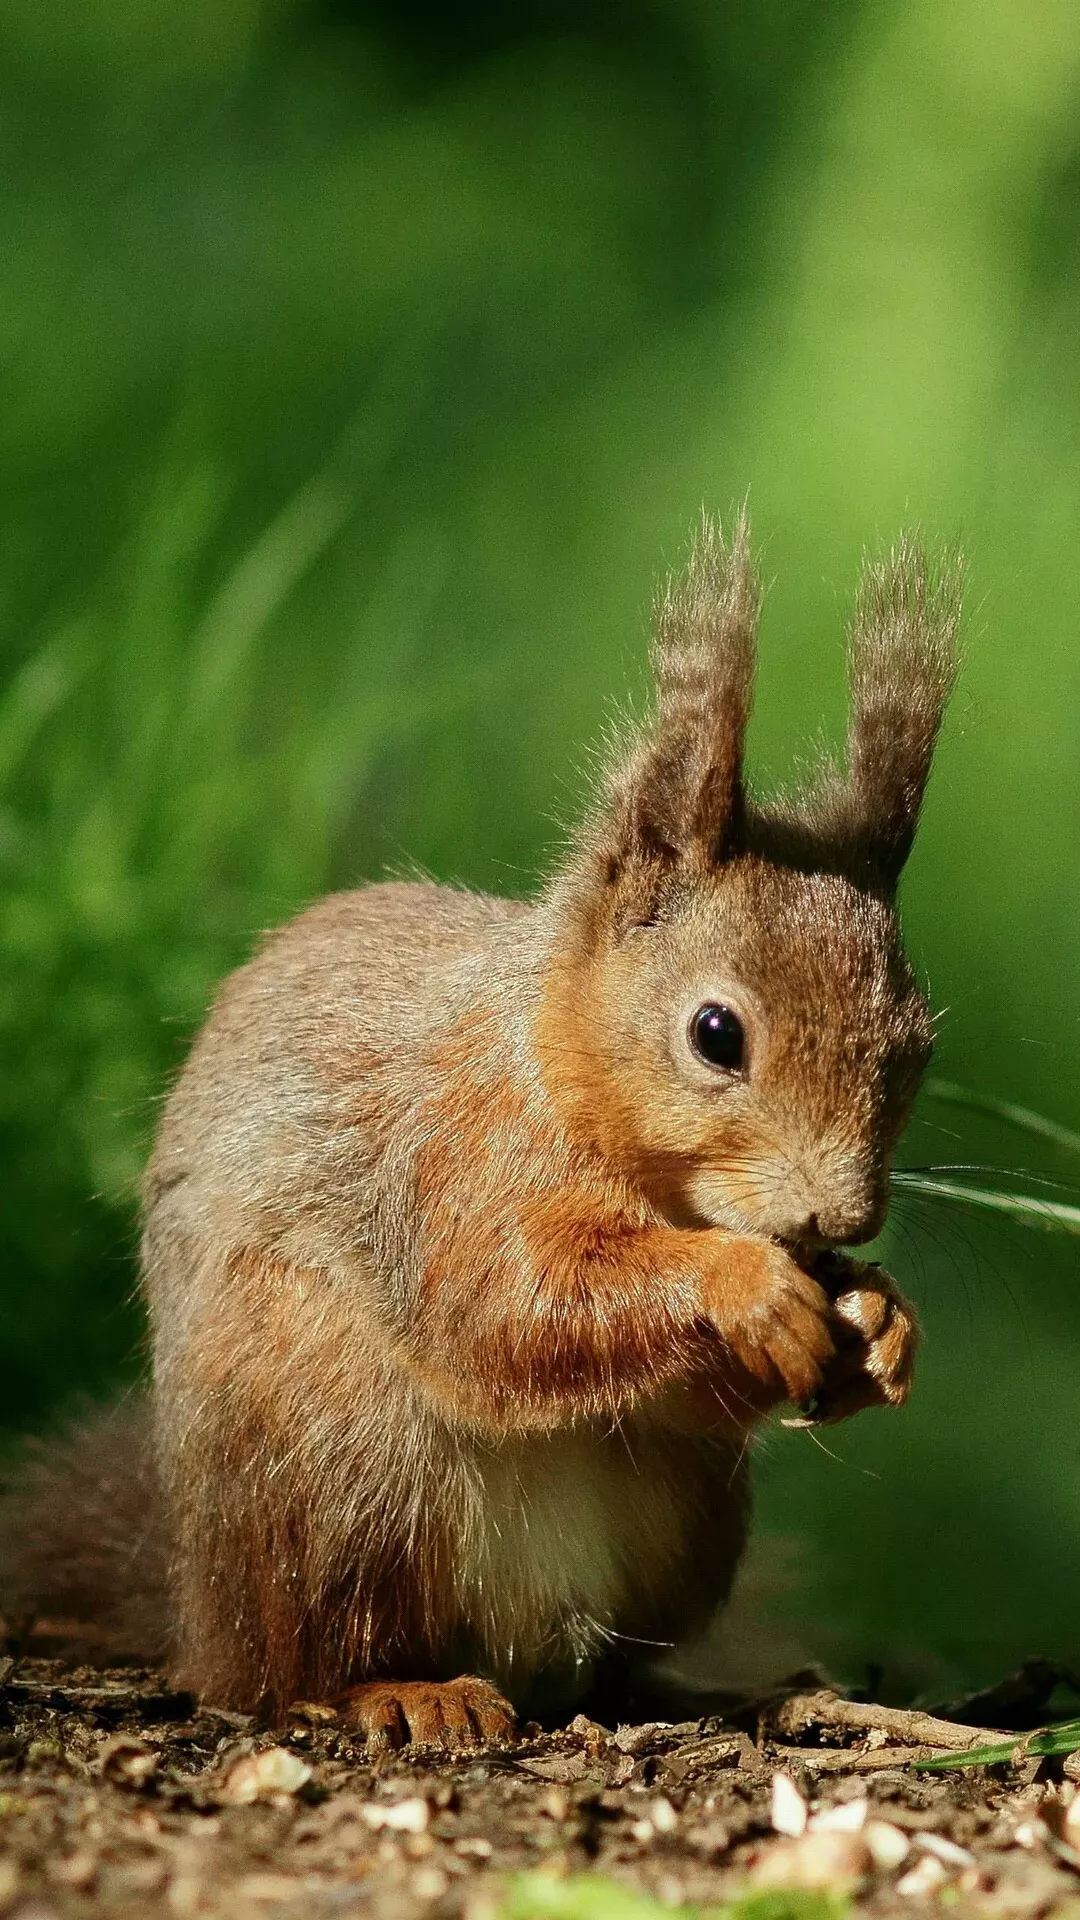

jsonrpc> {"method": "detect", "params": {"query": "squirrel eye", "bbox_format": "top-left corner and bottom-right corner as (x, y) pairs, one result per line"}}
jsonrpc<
(689, 1003), (746, 1073)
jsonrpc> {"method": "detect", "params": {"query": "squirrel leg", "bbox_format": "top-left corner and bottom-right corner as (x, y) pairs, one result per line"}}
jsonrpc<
(338, 1675), (517, 1751)
(414, 1197), (839, 1429)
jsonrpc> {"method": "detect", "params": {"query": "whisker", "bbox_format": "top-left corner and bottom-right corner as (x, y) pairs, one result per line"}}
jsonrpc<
(894, 1174), (1080, 1235)
(885, 1191), (1040, 1373)
(899, 1162), (1080, 1197)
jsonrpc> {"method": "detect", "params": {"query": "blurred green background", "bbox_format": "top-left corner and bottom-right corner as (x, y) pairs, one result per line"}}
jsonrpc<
(3, 0), (1080, 1698)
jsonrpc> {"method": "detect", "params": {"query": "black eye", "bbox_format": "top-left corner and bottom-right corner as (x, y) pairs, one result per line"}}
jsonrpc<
(689, 1003), (746, 1073)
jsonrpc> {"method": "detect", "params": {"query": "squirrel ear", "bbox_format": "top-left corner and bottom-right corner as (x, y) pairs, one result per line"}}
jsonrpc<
(843, 534), (963, 889)
(594, 509), (759, 899)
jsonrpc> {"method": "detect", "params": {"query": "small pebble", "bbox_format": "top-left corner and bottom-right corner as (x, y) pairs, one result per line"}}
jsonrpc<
(221, 1747), (312, 1803)
(864, 1819), (910, 1870)
(810, 1796), (867, 1833)
(537, 1788), (570, 1821)
(649, 1796), (678, 1834)
(361, 1796), (430, 1834)
(455, 1836), (493, 1860)
(914, 1830), (976, 1868)
(896, 1852), (949, 1897)
(754, 1830), (870, 1891)
(412, 1866), (449, 1901)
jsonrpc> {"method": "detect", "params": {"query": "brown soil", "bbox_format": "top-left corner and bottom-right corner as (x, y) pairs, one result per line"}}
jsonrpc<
(2, 1657), (1080, 1919)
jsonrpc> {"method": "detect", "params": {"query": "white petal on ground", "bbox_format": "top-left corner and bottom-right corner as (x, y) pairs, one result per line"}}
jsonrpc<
(770, 1770), (809, 1837)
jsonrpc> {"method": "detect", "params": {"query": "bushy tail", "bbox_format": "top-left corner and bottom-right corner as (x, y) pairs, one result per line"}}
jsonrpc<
(0, 1396), (170, 1661)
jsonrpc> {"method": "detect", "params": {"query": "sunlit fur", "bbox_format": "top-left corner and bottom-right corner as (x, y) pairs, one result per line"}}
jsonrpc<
(1, 516), (960, 1727)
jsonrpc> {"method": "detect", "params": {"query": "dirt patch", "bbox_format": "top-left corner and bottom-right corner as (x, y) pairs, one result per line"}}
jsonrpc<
(2, 1658), (1080, 1918)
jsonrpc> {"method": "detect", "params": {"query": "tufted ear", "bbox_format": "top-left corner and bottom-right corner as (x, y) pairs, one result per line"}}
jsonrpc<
(592, 509), (760, 904)
(842, 535), (962, 890)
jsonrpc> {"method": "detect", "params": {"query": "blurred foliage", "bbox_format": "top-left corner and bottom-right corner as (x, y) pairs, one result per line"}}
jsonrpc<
(3, 0), (1080, 1689)
(499, 1874), (846, 1920)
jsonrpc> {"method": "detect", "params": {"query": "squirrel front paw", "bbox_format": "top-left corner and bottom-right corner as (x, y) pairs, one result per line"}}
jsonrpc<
(784, 1256), (919, 1426)
(699, 1238), (837, 1411)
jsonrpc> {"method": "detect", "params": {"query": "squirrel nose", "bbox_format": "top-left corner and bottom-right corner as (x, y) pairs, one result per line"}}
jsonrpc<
(810, 1194), (887, 1247)
(765, 1178), (888, 1250)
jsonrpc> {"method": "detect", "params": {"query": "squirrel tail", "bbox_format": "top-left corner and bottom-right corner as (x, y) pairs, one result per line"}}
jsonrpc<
(0, 1395), (170, 1662)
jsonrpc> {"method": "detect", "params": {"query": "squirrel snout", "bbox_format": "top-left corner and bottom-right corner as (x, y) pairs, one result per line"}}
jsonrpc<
(767, 1188), (887, 1251)
(810, 1197), (887, 1248)
(757, 1148), (890, 1250)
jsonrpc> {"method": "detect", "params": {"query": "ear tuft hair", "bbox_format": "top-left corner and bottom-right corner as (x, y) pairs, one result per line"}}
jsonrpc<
(595, 507), (760, 892)
(843, 534), (963, 887)
(562, 518), (959, 937)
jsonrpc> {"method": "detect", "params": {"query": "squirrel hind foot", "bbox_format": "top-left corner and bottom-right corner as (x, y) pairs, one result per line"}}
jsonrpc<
(337, 1675), (517, 1752)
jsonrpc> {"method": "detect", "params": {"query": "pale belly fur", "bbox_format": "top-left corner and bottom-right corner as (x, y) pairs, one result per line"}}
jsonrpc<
(452, 1417), (726, 1704)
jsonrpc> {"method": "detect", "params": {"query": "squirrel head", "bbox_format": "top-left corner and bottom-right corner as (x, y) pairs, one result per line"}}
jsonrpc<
(541, 512), (962, 1251)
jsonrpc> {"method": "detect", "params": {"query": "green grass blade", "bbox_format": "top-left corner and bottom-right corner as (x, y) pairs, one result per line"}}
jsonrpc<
(184, 468), (352, 718)
(1026, 1718), (1080, 1757)
(923, 1077), (1080, 1158)
(893, 1173), (1080, 1234)
(912, 1737), (1022, 1771)
(0, 623), (88, 790)
(913, 1716), (1080, 1771)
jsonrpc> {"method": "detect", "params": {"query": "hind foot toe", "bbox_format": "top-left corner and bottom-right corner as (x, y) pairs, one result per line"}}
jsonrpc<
(338, 1674), (517, 1751)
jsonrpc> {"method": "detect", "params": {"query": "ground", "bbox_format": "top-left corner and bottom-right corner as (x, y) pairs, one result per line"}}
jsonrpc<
(2, 1658), (1080, 1920)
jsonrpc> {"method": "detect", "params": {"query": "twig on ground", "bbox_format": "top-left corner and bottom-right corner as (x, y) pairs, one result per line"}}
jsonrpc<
(771, 1742), (958, 1774)
(769, 1689), (1008, 1752)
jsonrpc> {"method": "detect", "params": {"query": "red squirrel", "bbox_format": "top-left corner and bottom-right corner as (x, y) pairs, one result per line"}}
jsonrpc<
(3, 515), (960, 1747)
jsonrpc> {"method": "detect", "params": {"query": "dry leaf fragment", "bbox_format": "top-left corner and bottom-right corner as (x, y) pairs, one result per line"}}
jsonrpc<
(662, 1736), (741, 1783)
(771, 1770), (809, 1837)
(222, 1746), (312, 1803)
(519, 1753), (589, 1785)
(568, 1714), (608, 1757)
(613, 1722), (673, 1755)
